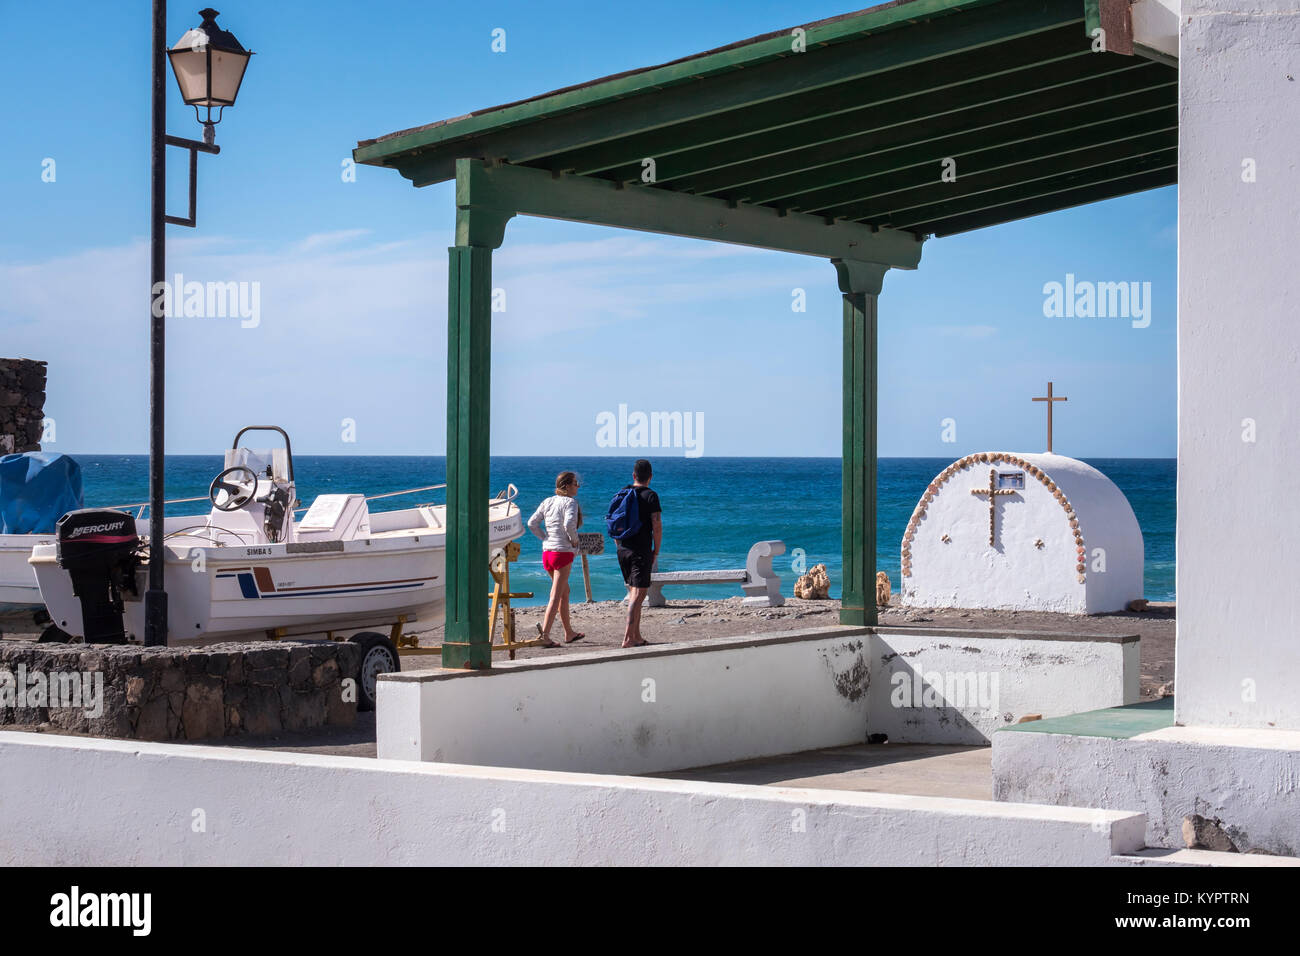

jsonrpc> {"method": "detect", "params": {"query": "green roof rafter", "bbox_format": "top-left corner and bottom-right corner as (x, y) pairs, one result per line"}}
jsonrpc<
(356, 0), (1176, 239)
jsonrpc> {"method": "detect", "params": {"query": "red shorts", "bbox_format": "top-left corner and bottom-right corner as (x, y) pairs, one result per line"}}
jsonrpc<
(542, 550), (575, 572)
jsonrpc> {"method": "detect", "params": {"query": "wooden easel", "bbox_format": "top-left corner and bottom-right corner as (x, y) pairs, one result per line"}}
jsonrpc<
(488, 540), (540, 659)
(393, 539), (539, 660)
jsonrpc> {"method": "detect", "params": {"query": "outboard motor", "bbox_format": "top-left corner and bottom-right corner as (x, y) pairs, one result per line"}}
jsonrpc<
(54, 509), (140, 644)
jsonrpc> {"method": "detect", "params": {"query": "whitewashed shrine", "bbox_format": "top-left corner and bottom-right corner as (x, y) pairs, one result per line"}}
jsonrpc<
(900, 450), (1144, 614)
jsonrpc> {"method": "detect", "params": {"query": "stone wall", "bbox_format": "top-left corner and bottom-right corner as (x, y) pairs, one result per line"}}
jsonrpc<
(0, 358), (47, 455)
(0, 640), (359, 741)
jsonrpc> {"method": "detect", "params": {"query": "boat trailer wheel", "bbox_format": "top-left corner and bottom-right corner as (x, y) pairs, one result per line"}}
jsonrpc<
(209, 465), (259, 512)
(349, 632), (401, 712)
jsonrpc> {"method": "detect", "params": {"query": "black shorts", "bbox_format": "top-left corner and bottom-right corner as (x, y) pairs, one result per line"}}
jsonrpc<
(617, 547), (654, 589)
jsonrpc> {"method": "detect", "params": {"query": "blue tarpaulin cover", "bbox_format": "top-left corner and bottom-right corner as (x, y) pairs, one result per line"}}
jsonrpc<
(0, 452), (84, 534)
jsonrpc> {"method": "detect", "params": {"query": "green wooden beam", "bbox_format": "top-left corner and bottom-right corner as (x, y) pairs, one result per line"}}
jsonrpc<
(370, 0), (1082, 188)
(834, 128), (1176, 223)
(893, 148), (1175, 230)
(355, 0), (1012, 169)
(836, 259), (882, 628)
(767, 96), (1174, 213)
(912, 167), (1175, 236)
(674, 62), (1171, 199)
(442, 244), (494, 668)
(730, 70), (1172, 206)
(601, 43), (1124, 190)
(1083, 0), (1103, 37)
(925, 167), (1177, 235)
(742, 80), (1168, 207)
(453, 158), (925, 267)
(551, 27), (1095, 178)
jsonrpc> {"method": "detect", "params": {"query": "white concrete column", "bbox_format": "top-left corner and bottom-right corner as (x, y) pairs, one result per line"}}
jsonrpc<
(1176, 1), (1300, 729)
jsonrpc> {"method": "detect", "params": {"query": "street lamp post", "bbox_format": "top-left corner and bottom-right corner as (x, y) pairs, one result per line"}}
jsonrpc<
(144, 5), (253, 647)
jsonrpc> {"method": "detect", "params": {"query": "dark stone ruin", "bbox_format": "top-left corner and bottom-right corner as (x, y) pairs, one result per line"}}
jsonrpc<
(0, 358), (47, 454)
(0, 640), (359, 741)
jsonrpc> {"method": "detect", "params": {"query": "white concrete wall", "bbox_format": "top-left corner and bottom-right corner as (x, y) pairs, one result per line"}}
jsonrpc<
(380, 627), (1139, 768)
(1177, 2), (1300, 730)
(993, 724), (1300, 856)
(379, 628), (873, 773)
(0, 731), (1146, 866)
(871, 629), (1140, 744)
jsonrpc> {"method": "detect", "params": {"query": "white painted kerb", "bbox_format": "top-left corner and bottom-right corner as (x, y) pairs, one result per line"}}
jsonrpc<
(0, 732), (1146, 866)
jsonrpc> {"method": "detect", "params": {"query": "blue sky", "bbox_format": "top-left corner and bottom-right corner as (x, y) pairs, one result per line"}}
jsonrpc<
(0, 1), (1176, 458)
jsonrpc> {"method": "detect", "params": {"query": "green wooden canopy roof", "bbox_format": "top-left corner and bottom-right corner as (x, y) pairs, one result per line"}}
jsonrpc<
(354, 0), (1176, 238)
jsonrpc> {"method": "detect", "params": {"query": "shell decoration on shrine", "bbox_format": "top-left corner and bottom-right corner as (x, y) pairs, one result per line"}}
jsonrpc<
(900, 452), (1086, 582)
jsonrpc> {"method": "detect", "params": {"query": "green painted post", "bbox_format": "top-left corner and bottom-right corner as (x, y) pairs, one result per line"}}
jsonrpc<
(834, 260), (887, 627)
(442, 244), (494, 668)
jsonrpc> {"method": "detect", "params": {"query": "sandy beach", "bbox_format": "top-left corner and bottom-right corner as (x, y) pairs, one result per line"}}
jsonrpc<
(399, 595), (1176, 700)
(4, 595), (1175, 701)
(3, 595), (1175, 700)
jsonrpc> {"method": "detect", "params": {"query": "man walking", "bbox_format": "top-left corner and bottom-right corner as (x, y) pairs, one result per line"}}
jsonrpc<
(612, 459), (661, 648)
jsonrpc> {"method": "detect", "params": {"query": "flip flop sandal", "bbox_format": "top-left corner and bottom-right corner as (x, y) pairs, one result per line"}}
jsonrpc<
(535, 623), (561, 648)
(565, 632), (586, 643)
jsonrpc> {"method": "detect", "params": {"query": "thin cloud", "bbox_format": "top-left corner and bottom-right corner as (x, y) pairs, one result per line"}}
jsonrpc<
(0, 230), (832, 452)
(934, 324), (998, 339)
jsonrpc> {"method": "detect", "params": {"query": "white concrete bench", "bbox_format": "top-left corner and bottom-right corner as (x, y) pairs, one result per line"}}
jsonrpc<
(644, 540), (785, 608)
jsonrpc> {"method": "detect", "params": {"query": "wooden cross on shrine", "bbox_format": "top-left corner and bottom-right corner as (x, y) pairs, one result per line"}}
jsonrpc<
(1032, 381), (1068, 453)
(970, 468), (1015, 546)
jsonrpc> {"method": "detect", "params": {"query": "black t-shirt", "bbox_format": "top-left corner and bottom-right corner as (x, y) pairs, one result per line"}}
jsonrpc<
(617, 484), (661, 555)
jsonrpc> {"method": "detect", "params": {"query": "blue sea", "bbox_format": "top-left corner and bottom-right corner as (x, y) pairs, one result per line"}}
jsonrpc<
(71, 455), (1176, 607)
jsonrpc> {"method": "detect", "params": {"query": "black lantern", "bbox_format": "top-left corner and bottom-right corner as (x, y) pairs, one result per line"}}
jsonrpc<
(167, 8), (254, 145)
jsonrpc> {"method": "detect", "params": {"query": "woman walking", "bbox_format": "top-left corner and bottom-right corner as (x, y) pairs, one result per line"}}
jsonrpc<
(526, 471), (586, 647)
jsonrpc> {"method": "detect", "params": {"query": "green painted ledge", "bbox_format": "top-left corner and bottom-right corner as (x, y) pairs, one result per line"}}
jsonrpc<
(997, 696), (1175, 740)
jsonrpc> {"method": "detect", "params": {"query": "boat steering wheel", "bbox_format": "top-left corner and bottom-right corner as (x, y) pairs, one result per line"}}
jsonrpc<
(210, 465), (259, 512)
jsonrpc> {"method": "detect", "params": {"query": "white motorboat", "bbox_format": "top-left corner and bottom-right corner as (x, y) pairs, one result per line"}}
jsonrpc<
(2, 508), (221, 623)
(1, 458), (215, 624)
(30, 427), (523, 704)
(0, 533), (54, 615)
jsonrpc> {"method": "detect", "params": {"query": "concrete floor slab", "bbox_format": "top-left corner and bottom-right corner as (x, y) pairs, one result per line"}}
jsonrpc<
(652, 743), (993, 800)
(222, 728), (994, 802)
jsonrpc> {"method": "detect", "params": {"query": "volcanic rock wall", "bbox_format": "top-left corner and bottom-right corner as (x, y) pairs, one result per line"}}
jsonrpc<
(0, 641), (360, 740)
(0, 358), (47, 455)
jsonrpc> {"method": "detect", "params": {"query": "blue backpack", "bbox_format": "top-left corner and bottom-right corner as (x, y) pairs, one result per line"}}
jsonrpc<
(605, 486), (642, 541)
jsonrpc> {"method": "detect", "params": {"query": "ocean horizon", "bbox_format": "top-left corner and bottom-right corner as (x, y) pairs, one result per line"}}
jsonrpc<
(63, 454), (1175, 607)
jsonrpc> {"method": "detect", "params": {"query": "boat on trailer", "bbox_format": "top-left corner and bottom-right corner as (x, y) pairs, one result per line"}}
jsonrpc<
(29, 427), (524, 706)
